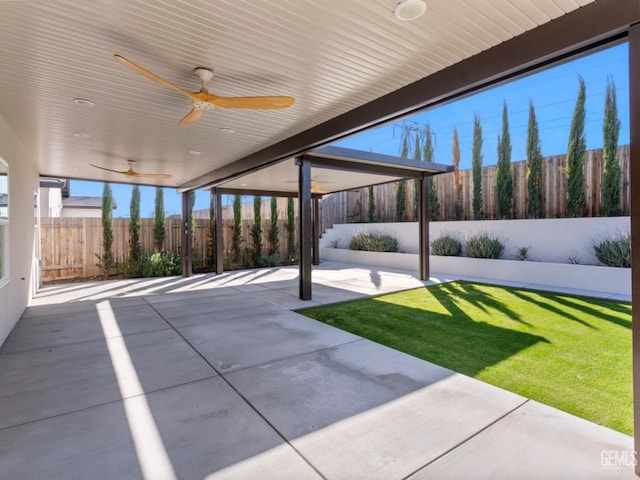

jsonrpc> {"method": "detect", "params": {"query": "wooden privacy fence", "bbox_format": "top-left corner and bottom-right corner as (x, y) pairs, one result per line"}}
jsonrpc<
(40, 145), (629, 281)
(192, 197), (295, 220)
(320, 145), (631, 230)
(40, 217), (296, 281)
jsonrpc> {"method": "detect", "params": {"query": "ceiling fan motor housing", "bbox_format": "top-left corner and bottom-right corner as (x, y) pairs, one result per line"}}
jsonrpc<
(194, 67), (214, 83)
(194, 101), (214, 110)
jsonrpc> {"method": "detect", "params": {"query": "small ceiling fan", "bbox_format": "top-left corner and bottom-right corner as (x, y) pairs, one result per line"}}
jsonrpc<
(91, 160), (172, 179)
(114, 54), (295, 126)
(311, 184), (330, 194)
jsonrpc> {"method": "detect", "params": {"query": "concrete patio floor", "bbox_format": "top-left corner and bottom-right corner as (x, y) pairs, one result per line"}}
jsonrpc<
(0, 262), (634, 479)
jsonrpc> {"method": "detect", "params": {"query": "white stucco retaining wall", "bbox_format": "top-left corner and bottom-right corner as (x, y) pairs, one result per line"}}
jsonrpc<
(319, 249), (631, 296)
(320, 217), (630, 266)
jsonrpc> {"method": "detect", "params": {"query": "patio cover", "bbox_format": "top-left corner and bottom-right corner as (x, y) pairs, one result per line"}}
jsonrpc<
(180, 145), (453, 300)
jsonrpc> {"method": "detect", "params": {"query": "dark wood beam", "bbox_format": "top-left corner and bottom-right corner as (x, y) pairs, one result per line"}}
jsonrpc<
(178, 0), (639, 191)
(216, 187), (322, 199)
(307, 146), (452, 173)
(301, 155), (427, 179)
(628, 21), (640, 477)
(419, 175), (430, 281)
(181, 191), (193, 278)
(298, 157), (312, 300)
(213, 188), (224, 275)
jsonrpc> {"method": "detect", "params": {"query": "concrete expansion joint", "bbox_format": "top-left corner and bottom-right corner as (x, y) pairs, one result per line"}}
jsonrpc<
(0, 374), (221, 433)
(400, 398), (531, 480)
(219, 338), (366, 376)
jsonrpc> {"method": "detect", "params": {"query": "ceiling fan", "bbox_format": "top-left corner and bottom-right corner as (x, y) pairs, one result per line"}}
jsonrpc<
(114, 54), (295, 126)
(311, 184), (330, 194)
(90, 160), (172, 179)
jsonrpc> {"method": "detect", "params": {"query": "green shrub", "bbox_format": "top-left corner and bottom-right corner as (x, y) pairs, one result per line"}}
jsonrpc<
(259, 253), (280, 267)
(223, 258), (242, 271)
(349, 232), (399, 252)
(517, 246), (531, 261)
(116, 257), (139, 278)
(431, 235), (462, 256)
(465, 234), (505, 259)
(593, 233), (630, 268)
(138, 251), (182, 277)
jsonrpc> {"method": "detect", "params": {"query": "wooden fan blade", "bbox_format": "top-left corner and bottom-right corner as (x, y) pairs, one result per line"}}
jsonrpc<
(90, 164), (129, 175)
(114, 54), (195, 100)
(207, 94), (295, 109)
(179, 107), (203, 126)
(127, 171), (173, 179)
(91, 164), (172, 179)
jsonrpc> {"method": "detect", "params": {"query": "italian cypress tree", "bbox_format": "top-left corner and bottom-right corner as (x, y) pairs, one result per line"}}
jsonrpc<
(153, 187), (165, 251)
(367, 186), (376, 222)
(189, 192), (195, 232)
(472, 114), (484, 220)
(452, 127), (463, 220)
(495, 101), (513, 219)
(565, 76), (586, 218)
(209, 190), (216, 265)
(286, 197), (295, 260)
(408, 122), (440, 221)
(412, 127), (422, 221)
(423, 123), (434, 162)
(423, 124), (439, 220)
(97, 183), (114, 277)
(602, 75), (621, 216)
(268, 197), (280, 256)
(189, 191), (196, 250)
(232, 194), (242, 262)
(428, 178), (440, 221)
(526, 100), (544, 219)
(251, 196), (263, 265)
(396, 128), (410, 221)
(129, 185), (141, 263)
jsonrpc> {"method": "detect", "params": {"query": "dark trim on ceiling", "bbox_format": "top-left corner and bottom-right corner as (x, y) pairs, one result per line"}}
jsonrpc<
(301, 156), (429, 179)
(197, 145), (451, 194)
(307, 146), (453, 174)
(178, 0), (639, 192)
(216, 187), (322, 198)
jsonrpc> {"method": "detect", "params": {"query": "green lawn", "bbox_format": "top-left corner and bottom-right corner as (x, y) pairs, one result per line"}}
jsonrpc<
(300, 281), (632, 435)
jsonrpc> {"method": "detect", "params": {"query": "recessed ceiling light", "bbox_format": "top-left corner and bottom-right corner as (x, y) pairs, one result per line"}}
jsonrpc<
(189, 150), (202, 155)
(73, 98), (96, 107)
(219, 128), (235, 134)
(393, 0), (427, 21)
(73, 131), (91, 138)
(240, 183), (248, 187)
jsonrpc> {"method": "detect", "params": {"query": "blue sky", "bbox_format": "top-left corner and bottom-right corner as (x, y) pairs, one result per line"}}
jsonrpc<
(68, 42), (629, 218)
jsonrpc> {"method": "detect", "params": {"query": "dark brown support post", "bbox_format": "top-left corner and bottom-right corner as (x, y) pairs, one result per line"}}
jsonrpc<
(181, 191), (193, 277)
(298, 157), (312, 300)
(312, 197), (320, 266)
(418, 174), (430, 281)
(213, 188), (224, 275)
(629, 23), (640, 476)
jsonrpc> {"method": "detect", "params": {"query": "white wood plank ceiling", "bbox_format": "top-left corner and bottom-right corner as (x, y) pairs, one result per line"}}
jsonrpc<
(0, 0), (594, 188)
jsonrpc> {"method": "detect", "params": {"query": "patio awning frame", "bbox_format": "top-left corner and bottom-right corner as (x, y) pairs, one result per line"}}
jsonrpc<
(186, 145), (451, 301)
